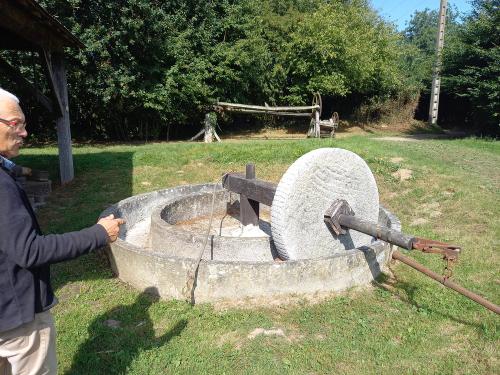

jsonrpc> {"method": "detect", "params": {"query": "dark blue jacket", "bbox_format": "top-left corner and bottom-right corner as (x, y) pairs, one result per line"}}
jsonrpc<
(0, 163), (109, 332)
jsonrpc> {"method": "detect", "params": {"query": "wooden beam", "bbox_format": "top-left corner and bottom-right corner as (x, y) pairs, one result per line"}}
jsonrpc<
(0, 0), (84, 51)
(0, 26), (36, 50)
(314, 108), (320, 138)
(46, 52), (74, 184)
(203, 113), (213, 143)
(189, 128), (205, 141)
(240, 164), (260, 226)
(0, 56), (54, 113)
(216, 101), (319, 112)
(222, 173), (277, 207)
(41, 50), (64, 117)
(221, 108), (312, 117)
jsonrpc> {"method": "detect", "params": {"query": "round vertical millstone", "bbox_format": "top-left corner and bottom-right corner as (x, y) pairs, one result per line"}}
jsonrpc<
(271, 148), (379, 260)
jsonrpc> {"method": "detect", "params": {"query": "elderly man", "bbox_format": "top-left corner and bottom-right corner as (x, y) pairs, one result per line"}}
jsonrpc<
(0, 88), (124, 375)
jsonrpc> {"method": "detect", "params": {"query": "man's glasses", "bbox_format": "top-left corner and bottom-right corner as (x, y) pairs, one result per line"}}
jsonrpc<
(0, 118), (26, 131)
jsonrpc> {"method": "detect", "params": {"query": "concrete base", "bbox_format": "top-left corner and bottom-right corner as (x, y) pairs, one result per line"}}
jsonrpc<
(101, 184), (400, 304)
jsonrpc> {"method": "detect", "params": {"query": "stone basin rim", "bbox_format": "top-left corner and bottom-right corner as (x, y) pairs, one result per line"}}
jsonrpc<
(101, 183), (401, 265)
(101, 184), (401, 303)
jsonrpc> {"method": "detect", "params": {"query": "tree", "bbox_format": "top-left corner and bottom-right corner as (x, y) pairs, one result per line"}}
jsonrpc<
(20, 0), (422, 139)
(442, 0), (500, 133)
(403, 6), (461, 90)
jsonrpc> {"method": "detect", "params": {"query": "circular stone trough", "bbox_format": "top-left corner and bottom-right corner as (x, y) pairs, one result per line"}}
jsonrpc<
(101, 183), (401, 304)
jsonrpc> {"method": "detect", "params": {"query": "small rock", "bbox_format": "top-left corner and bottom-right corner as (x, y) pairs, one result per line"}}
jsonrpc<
(103, 319), (121, 329)
(141, 181), (151, 186)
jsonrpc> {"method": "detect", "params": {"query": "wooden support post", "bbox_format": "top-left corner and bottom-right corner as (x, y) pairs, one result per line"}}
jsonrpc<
(240, 163), (260, 226)
(204, 113), (213, 143)
(45, 51), (74, 184)
(189, 128), (205, 141)
(314, 108), (320, 138)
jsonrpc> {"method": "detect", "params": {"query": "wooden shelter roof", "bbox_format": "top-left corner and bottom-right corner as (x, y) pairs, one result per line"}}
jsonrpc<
(0, 0), (84, 51)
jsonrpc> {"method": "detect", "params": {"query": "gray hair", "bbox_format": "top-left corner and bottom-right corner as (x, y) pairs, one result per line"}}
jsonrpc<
(0, 88), (20, 103)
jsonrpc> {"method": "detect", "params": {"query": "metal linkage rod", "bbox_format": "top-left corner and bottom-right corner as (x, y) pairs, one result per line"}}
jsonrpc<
(392, 251), (500, 315)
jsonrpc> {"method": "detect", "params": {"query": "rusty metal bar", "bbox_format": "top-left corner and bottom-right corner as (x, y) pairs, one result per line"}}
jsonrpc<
(392, 250), (500, 315)
(338, 214), (414, 250)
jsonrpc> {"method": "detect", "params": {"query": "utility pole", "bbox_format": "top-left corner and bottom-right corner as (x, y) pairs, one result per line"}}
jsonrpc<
(428, 0), (448, 125)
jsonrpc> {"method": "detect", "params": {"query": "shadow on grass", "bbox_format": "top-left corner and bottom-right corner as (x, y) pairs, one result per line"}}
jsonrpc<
(67, 287), (187, 375)
(15, 151), (134, 290)
(373, 270), (483, 329)
(403, 122), (469, 139)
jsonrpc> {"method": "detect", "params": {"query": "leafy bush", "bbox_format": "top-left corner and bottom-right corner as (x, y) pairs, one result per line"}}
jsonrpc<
(442, 0), (500, 134)
(404, 1), (499, 134)
(12, 0), (421, 139)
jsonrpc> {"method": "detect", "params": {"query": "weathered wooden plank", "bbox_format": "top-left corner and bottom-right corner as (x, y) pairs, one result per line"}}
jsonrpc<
(314, 108), (320, 138)
(222, 173), (277, 207)
(189, 128), (205, 141)
(0, 1), (83, 51)
(48, 52), (74, 184)
(0, 56), (54, 113)
(216, 101), (319, 112)
(204, 113), (213, 143)
(41, 50), (64, 117)
(240, 164), (260, 226)
(213, 130), (221, 142)
(220, 108), (312, 117)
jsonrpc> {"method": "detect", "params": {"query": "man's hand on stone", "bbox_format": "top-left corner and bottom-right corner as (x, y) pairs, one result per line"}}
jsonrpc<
(97, 214), (126, 243)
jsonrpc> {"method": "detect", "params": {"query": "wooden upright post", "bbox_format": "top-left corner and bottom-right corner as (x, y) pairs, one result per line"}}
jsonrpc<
(428, 0), (448, 126)
(52, 53), (74, 183)
(314, 108), (320, 138)
(204, 113), (213, 143)
(43, 51), (74, 184)
(240, 163), (259, 226)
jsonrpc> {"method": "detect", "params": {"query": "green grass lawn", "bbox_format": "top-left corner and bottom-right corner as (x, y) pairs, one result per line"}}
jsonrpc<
(16, 135), (499, 374)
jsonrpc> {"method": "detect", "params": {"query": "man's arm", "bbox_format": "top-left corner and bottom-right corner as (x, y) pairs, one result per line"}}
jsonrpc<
(0, 182), (122, 268)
